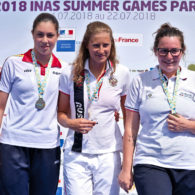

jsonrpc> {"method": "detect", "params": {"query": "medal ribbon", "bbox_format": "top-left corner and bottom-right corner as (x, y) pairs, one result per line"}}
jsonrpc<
(85, 72), (103, 102)
(158, 67), (180, 114)
(31, 50), (52, 99)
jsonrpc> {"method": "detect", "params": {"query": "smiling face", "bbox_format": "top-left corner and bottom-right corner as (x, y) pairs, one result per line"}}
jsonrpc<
(32, 21), (58, 62)
(155, 36), (183, 78)
(87, 32), (111, 67)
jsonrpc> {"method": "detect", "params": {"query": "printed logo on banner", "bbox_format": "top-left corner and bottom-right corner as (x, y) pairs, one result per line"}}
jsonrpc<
(114, 33), (143, 46)
(57, 28), (76, 52)
(57, 40), (75, 52)
(59, 30), (65, 36)
(59, 29), (75, 39)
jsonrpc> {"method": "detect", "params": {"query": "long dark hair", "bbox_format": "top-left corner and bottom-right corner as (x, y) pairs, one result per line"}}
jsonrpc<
(32, 13), (59, 34)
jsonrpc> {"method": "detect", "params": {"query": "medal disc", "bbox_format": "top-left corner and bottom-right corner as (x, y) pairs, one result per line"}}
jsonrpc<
(171, 113), (179, 117)
(109, 77), (118, 87)
(35, 98), (45, 110)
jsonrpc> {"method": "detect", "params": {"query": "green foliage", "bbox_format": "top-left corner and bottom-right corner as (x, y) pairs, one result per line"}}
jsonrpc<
(188, 64), (195, 71)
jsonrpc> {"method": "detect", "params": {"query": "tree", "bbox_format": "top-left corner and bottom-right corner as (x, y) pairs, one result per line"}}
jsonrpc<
(188, 64), (195, 71)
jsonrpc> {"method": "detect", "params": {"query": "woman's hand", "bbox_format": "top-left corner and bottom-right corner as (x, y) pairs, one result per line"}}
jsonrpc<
(70, 118), (97, 134)
(167, 114), (195, 133)
(118, 169), (133, 193)
(57, 92), (97, 134)
(114, 111), (120, 122)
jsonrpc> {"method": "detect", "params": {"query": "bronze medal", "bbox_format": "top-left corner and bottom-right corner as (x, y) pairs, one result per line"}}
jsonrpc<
(171, 113), (179, 118)
(35, 98), (45, 110)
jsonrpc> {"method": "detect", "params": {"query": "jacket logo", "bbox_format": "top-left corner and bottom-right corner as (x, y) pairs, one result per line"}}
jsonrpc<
(179, 92), (195, 102)
(53, 71), (61, 75)
(24, 69), (32, 72)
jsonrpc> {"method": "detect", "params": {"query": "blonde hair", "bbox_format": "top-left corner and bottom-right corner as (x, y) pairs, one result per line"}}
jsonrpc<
(73, 21), (118, 83)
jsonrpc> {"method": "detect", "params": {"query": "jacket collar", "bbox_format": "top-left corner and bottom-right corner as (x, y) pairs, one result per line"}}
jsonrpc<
(152, 65), (187, 81)
(22, 49), (61, 68)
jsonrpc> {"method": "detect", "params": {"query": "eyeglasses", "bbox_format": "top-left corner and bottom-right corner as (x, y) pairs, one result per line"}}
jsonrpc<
(157, 48), (183, 57)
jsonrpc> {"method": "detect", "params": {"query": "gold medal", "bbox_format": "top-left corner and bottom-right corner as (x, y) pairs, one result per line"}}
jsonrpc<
(35, 98), (45, 110)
